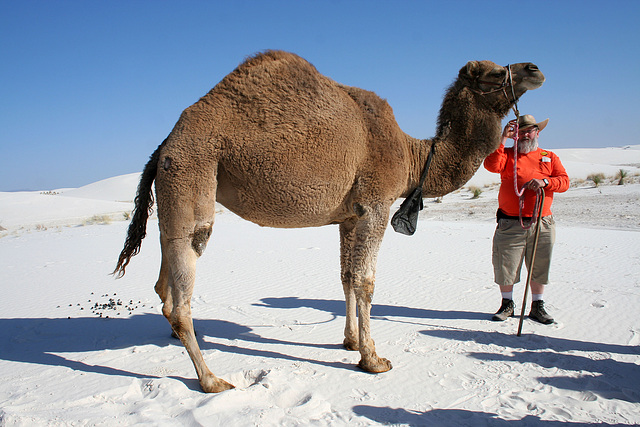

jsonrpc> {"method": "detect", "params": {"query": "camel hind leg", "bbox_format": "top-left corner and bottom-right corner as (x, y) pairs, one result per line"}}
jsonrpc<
(154, 164), (233, 392)
(156, 234), (234, 393)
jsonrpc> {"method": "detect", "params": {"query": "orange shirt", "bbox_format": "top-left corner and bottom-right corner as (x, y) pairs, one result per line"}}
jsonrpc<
(484, 144), (570, 217)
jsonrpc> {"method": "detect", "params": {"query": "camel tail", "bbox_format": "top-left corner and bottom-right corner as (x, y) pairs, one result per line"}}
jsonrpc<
(112, 144), (162, 278)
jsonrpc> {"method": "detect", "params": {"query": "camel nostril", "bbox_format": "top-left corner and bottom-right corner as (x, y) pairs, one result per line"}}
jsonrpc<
(527, 64), (539, 71)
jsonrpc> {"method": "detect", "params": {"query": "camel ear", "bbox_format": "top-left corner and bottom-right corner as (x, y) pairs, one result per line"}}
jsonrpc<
(459, 61), (479, 80)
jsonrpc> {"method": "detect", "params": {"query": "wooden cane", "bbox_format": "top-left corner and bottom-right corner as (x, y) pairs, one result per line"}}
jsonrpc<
(517, 190), (546, 337)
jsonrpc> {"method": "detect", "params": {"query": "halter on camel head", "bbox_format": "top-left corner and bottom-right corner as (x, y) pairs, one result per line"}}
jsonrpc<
(472, 64), (520, 119)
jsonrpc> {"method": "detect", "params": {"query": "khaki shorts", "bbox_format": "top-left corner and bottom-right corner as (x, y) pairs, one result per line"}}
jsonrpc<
(492, 216), (556, 286)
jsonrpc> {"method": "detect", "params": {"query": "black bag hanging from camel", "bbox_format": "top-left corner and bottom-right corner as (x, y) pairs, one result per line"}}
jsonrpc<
(391, 187), (424, 235)
(390, 142), (435, 236)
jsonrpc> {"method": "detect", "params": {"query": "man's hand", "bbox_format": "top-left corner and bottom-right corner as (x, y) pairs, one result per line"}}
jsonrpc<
(502, 119), (518, 140)
(525, 178), (547, 191)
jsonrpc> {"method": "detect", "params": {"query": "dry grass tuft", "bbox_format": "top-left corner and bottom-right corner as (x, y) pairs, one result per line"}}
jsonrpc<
(83, 215), (112, 226)
(468, 186), (483, 199)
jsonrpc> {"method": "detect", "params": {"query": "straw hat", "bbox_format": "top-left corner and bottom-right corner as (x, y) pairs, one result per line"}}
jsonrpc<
(518, 114), (549, 131)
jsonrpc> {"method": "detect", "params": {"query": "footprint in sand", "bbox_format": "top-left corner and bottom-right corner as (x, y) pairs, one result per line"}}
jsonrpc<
(234, 369), (271, 389)
(580, 391), (598, 402)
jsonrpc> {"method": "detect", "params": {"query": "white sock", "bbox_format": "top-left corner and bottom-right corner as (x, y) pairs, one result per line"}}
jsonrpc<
(532, 294), (543, 301)
(501, 291), (513, 300)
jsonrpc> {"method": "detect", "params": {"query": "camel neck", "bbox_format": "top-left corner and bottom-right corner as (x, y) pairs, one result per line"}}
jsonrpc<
(408, 88), (505, 198)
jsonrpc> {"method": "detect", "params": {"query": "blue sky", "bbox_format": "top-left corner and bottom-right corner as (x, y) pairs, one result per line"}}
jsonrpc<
(1, 1), (638, 191)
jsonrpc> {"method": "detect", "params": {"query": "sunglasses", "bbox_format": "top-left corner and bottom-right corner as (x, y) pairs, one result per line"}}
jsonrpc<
(518, 127), (538, 134)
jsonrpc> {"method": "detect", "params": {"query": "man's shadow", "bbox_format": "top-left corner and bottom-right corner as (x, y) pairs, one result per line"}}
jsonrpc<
(422, 328), (640, 403)
(352, 405), (631, 426)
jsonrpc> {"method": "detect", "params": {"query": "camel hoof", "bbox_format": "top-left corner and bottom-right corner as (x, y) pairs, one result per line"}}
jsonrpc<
(358, 357), (392, 373)
(200, 376), (235, 393)
(343, 337), (359, 351)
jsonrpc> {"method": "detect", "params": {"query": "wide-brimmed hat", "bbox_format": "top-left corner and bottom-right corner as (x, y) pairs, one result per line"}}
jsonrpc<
(518, 114), (549, 131)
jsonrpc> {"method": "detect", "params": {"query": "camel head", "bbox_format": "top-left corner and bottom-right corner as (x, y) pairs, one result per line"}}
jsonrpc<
(458, 60), (545, 105)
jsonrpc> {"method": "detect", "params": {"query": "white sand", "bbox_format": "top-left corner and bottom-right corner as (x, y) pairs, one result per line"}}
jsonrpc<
(1, 146), (639, 426)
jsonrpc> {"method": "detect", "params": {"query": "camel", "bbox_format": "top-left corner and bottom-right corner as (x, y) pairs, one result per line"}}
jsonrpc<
(114, 50), (545, 393)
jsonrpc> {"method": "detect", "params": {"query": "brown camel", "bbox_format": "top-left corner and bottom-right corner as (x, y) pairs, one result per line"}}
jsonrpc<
(114, 50), (545, 393)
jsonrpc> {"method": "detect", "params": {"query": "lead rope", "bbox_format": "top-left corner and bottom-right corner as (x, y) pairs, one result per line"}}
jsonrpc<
(506, 64), (541, 230)
(517, 190), (546, 337)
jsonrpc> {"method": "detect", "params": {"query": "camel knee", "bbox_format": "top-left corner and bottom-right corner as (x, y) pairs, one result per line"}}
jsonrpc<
(341, 270), (352, 287)
(192, 223), (213, 256)
(355, 277), (376, 303)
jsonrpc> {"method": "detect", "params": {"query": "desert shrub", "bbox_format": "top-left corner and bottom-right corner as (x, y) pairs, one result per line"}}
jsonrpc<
(616, 169), (628, 185)
(587, 173), (605, 187)
(469, 186), (482, 199)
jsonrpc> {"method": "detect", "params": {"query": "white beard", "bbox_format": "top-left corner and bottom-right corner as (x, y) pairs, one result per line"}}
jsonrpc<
(517, 135), (539, 153)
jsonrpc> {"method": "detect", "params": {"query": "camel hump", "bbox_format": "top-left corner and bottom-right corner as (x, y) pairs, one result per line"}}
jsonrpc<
(214, 50), (327, 103)
(236, 50), (312, 71)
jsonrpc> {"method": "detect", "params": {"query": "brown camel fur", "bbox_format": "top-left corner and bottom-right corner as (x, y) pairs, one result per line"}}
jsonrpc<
(114, 50), (545, 393)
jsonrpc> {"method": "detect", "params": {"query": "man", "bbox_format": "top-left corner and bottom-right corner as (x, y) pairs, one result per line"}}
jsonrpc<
(484, 114), (570, 324)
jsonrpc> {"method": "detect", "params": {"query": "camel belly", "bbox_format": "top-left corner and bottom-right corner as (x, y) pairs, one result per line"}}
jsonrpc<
(216, 164), (354, 228)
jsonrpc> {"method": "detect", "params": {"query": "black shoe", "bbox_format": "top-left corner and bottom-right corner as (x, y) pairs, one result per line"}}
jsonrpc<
(492, 299), (515, 321)
(529, 300), (554, 324)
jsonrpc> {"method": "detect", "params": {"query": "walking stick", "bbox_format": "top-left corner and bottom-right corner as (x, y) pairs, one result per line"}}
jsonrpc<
(517, 190), (546, 337)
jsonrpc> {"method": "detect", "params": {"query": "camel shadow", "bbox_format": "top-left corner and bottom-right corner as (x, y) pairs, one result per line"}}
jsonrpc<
(421, 328), (640, 403)
(191, 318), (352, 371)
(0, 313), (354, 388)
(0, 314), (176, 383)
(352, 405), (630, 426)
(253, 297), (487, 321)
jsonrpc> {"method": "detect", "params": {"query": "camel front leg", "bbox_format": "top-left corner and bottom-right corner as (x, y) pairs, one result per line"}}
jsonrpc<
(339, 220), (359, 351)
(343, 284), (359, 351)
(350, 206), (392, 373)
(354, 276), (391, 372)
(163, 238), (234, 393)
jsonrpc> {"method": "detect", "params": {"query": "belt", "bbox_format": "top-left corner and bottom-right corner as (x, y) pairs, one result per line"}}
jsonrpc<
(496, 209), (530, 222)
